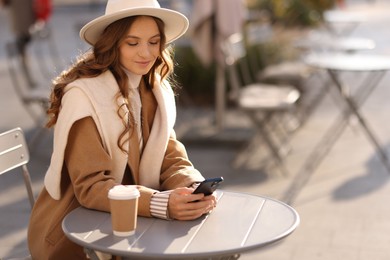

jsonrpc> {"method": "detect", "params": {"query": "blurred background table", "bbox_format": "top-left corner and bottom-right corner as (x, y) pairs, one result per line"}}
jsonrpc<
(284, 53), (390, 204)
(323, 10), (367, 36)
(304, 53), (390, 173)
(294, 34), (375, 54)
(62, 190), (300, 260)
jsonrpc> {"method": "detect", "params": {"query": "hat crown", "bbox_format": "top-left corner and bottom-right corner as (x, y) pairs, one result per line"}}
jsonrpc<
(106, 0), (161, 15)
(80, 0), (188, 45)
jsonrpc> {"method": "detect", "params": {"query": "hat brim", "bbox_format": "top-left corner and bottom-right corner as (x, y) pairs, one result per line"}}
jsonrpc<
(80, 7), (189, 45)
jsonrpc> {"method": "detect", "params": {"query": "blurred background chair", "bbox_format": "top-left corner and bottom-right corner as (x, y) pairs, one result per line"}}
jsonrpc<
(5, 40), (51, 146)
(28, 21), (63, 80)
(244, 21), (317, 125)
(244, 21), (313, 88)
(221, 33), (300, 176)
(5, 41), (50, 119)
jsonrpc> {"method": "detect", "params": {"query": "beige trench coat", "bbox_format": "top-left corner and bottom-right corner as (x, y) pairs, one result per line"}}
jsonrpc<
(27, 81), (204, 260)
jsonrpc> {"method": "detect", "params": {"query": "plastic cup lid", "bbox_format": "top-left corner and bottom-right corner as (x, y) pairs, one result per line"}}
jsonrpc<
(108, 185), (140, 200)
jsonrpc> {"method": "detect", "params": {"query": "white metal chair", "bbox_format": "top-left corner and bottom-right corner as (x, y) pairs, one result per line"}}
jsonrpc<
(0, 127), (35, 208)
(0, 128), (35, 259)
(221, 33), (300, 175)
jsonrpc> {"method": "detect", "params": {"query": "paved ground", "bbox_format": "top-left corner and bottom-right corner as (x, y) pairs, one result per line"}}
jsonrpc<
(1, 0), (390, 259)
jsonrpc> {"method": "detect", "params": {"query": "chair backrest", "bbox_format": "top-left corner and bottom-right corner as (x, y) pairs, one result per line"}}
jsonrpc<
(221, 33), (246, 65)
(245, 22), (273, 78)
(220, 33), (253, 100)
(246, 22), (273, 45)
(0, 128), (35, 208)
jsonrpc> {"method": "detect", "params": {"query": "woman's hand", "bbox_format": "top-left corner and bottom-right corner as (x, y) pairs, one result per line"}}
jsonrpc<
(168, 187), (217, 220)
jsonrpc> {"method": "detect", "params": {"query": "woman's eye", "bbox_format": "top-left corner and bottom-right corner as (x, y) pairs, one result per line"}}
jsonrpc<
(127, 42), (138, 46)
(149, 41), (159, 45)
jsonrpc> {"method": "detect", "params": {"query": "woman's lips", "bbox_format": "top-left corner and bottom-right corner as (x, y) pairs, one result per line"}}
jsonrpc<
(136, 61), (151, 67)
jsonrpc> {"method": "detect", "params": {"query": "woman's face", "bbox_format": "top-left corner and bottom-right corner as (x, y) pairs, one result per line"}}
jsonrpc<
(119, 16), (161, 75)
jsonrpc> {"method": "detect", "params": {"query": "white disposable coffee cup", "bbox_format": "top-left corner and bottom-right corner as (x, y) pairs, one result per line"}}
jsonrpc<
(108, 185), (140, 236)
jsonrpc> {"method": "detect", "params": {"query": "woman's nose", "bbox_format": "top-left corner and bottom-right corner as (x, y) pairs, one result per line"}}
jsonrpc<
(138, 45), (152, 58)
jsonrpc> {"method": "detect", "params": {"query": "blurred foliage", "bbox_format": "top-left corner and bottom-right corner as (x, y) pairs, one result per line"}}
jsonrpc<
(248, 0), (335, 26)
(173, 46), (216, 106)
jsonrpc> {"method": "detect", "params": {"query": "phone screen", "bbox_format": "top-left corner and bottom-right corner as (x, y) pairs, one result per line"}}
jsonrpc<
(193, 177), (224, 196)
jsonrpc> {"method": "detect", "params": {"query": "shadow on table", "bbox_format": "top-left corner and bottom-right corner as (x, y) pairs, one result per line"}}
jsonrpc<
(332, 142), (390, 201)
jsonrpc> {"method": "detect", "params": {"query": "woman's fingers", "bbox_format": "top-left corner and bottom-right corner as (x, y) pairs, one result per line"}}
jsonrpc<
(168, 188), (217, 220)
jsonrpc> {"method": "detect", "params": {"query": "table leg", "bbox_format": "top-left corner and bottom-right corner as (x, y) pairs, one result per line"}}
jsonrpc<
(84, 247), (100, 260)
(328, 70), (390, 173)
(282, 69), (390, 204)
(219, 254), (240, 260)
(282, 111), (350, 204)
(246, 111), (290, 176)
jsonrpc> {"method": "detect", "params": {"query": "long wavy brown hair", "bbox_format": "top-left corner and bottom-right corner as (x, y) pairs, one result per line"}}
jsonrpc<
(46, 15), (175, 152)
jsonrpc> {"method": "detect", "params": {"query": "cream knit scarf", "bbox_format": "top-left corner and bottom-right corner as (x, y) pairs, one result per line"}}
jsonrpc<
(44, 70), (176, 200)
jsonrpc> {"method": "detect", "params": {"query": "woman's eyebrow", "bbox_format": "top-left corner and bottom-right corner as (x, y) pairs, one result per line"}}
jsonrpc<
(125, 33), (161, 40)
(150, 34), (161, 39)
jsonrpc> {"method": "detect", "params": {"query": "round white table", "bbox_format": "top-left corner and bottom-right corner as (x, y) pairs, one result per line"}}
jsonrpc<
(62, 190), (300, 259)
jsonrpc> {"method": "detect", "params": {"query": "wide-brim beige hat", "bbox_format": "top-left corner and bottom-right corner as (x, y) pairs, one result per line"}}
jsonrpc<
(80, 0), (189, 45)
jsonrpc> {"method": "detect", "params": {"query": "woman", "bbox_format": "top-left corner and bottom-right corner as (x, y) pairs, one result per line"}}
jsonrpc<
(27, 1), (217, 259)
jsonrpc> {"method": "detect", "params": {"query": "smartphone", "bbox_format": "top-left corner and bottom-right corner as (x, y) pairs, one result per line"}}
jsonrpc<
(193, 177), (224, 196)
